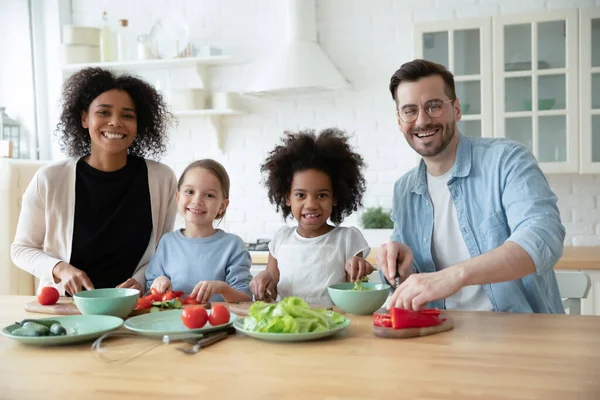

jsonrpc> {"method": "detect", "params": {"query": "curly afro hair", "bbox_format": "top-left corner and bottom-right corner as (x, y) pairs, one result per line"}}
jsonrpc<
(261, 128), (366, 224)
(56, 67), (173, 158)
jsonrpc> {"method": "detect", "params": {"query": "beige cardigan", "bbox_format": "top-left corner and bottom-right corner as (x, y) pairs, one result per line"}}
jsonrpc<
(10, 158), (177, 294)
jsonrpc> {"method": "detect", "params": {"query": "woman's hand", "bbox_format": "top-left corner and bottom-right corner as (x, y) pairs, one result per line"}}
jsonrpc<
(149, 276), (172, 294)
(52, 262), (94, 295)
(190, 281), (228, 304)
(116, 278), (143, 294)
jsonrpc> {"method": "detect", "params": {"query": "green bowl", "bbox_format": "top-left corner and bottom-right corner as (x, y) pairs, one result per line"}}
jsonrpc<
(327, 283), (391, 315)
(523, 98), (556, 111)
(74, 288), (139, 318)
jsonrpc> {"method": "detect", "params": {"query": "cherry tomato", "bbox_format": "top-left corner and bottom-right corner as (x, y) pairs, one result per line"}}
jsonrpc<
(135, 297), (153, 310)
(208, 304), (231, 326)
(37, 286), (59, 306)
(181, 306), (208, 329)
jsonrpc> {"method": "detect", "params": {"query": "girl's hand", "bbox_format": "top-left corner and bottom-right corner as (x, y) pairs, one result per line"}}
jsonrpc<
(150, 276), (172, 294)
(345, 256), (375, 282)
(250, 270), (278, 302)
(117, 278), (143, 294)
(52, 262), (94, 295)
(191, 281), (228, 304)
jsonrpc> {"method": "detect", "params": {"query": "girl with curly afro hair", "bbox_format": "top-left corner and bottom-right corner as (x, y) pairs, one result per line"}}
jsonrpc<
(250, 128), (374, 306)
(11, 68), (178, 296)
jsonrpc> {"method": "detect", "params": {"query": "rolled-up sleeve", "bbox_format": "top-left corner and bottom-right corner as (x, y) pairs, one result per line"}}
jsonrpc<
(501, 143), (565, 274)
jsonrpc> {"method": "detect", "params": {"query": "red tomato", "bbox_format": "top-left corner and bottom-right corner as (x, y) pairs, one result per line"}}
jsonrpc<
(208, 304), (231, 326)
(162, 291), (176, 301)
(183, 296), (200, 305)
(181, 306), (208, 329)
(37, 286), (59, 306)
(135, 297), (153, 310)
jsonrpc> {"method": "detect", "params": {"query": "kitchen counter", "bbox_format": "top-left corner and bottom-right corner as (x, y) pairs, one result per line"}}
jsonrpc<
(0, 295), (599, 399)
(251, 246), (600, 270)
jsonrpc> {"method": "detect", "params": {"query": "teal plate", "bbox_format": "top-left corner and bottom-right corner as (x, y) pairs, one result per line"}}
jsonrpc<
(233, 318), (351, 342)
(124, 309), (237, 337)
(1, 315), (123, 346)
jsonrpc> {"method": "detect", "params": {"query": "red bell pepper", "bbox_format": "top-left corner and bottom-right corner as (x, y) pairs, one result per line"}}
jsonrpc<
(373, 313), (392, 328)
(172, 291), (184, 298)
(182, 296), (200, 305)
(390, 308), (444, 329)
(135, 297), (153, 310)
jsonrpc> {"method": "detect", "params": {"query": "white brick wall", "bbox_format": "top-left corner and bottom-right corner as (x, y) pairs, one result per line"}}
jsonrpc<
(71, 0), (600, 244)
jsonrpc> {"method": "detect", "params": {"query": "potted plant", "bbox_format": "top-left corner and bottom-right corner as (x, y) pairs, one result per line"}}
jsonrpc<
(360, 207), (394, 247)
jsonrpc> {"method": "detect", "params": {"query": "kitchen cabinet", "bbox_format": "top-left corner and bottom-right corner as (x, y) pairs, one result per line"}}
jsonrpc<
(414, 18), (493, 140)
(415, 9), (595, 174)
(580, 8), (600, 173)
(493, 10), (578, 173)
(61, 56), (246, 152)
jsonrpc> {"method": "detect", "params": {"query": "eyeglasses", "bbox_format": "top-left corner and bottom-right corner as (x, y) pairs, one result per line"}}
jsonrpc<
(397, 99), (454, 123)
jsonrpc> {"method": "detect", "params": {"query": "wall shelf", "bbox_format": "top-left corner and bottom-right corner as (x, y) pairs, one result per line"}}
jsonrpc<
(61, 55), (238, 74)
(173, 109), (246, 117)
(174, 109), (247, 153)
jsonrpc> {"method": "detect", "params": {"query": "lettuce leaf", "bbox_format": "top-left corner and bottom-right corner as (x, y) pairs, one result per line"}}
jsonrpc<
(242, 296), (346, 333)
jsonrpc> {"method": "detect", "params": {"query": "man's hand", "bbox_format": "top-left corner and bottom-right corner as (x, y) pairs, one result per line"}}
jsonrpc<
(52, 262), (94, 295)
(345, 256), (375, 282)
(389, 267), (465, 310)
(377, 241), (414, 286)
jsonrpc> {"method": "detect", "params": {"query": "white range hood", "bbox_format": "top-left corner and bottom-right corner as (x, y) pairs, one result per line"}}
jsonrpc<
(245, 0), (350, 97)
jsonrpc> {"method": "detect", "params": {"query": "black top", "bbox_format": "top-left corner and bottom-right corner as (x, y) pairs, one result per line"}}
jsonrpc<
(70, 155), (153, 289)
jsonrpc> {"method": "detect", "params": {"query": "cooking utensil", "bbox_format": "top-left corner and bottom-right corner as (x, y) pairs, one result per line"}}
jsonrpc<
(176, 328), (234, 354)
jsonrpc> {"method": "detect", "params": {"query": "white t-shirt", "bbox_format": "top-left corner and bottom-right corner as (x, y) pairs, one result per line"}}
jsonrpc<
(427, 169), (493, 311)
(269, 226), (370, 306)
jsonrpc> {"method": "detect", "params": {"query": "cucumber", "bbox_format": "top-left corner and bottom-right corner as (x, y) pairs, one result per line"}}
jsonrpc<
(152, 301), (163, 307)
(11, 324), (50, 337)
(17, 319), (60, 328)
(172, 299), (182, 309)
(150, 306), (161, 313)
(50, 323), (67, 336)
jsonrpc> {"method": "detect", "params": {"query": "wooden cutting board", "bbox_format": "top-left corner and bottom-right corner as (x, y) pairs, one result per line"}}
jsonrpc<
(24, 297), (210, 318)
(227, 302), (331, 316)
(373, 315), (454, 339)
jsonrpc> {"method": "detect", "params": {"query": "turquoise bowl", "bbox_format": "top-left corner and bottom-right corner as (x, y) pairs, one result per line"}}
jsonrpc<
(523, 98), (556, 111)
(327, 283), (391, 315)
(74, 288), (139, 319)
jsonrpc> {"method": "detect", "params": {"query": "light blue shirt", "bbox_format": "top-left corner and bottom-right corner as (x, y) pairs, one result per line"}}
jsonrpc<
(145, 229), (252, 301)
(390, 134), (565, 313)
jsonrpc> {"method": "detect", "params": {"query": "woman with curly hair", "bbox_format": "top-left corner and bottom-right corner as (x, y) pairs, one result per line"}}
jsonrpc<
(250, 128), (373, 306)
(11, 67), (177, 296)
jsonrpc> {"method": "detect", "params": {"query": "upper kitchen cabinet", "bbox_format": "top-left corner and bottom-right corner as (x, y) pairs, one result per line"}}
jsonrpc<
(493, 10), (578, 173)
(415, 19), (493, 140)
(580, 8), (600, 174)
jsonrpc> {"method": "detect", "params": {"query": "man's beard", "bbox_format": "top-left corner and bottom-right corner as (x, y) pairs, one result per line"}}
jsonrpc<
(406, 122), (456, 158)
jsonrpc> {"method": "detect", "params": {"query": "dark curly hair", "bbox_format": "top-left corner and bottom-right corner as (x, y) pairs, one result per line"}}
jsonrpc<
(261, 128), (366, 224)
(56, 67), (173, 158)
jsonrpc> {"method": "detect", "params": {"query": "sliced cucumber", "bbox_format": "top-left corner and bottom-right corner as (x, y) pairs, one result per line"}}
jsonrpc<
(150, 306), (161, 313)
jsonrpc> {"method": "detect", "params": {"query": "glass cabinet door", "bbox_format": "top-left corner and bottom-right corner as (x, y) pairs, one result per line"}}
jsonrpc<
(494, 10), (578, 173)
(580, 9), (600, 173)
(415, 18), (492, 139)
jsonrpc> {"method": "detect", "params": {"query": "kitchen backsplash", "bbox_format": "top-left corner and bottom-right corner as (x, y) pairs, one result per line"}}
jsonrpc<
(70, 0), (600, 245)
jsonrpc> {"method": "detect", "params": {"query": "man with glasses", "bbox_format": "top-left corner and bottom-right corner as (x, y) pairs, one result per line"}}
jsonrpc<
(378, 59), (565, 313)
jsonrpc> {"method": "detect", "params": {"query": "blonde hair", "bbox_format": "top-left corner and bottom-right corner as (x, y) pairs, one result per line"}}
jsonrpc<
(177, 159), (230, 219)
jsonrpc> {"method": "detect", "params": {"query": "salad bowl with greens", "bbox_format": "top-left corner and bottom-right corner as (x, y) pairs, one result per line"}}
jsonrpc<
(234, 297), (350, 342)
(327, 282), (391, 315)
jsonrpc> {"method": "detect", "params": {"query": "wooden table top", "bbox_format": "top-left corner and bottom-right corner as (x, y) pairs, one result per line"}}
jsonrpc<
(251, 246), (600, 270)
(0, 296), (599, 399)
